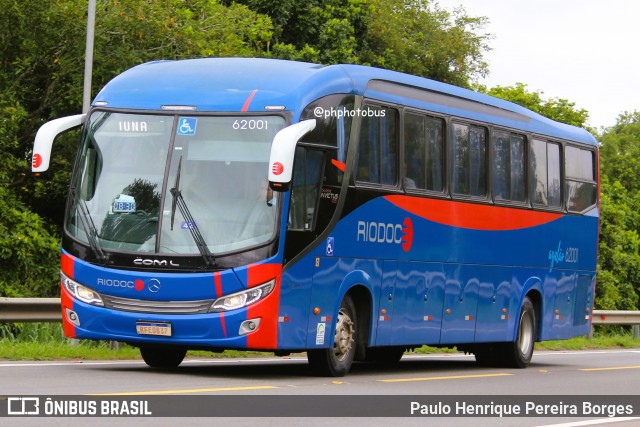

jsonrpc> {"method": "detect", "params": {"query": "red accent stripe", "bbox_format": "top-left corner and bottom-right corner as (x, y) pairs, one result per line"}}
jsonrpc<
(219, 312), (227, 337)
(241, 89), (258, 112)
(247, 263), (282, 288)
(214, 272), (223, 298)
(213, 272), (226, 336)
(331, 159), (346, 172)
(60, 285), (77, 338)
(384, 195), (562, 231)
(246, 263), (282, 349)
(61, 253), (74, 278)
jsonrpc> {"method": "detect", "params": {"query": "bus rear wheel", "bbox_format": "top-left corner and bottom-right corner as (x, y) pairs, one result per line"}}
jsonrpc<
(140, 346), (187, 369)
(473, 297), (536, 368)
(503, 296), (536, 368)
(307, 295), (357, 377)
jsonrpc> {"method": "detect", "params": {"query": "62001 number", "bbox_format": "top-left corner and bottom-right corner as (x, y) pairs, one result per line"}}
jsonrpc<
(232, 119), (269, 130)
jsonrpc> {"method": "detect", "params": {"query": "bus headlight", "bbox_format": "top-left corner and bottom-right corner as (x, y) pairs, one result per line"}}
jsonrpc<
(61, 272), (104, 306)
(209, 280), (275, 313)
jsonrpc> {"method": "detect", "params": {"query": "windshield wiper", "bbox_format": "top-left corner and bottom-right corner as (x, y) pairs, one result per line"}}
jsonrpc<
(70, 188), (108, 264)
(169, 156), (217, 268)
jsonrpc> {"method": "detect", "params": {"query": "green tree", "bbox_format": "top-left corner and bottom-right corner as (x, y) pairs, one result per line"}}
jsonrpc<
(599, 111), (640, 193)
(0, 185), (61, 297)
(595, 178), (640, 310)
(486, 83), (589, 128)
(597, 112), (640, 310)
(226, 0), (491, 86)
(360, 0), (490, 86)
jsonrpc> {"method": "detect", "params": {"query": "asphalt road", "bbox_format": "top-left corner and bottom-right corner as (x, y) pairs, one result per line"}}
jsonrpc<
(1, 349), (639, 427)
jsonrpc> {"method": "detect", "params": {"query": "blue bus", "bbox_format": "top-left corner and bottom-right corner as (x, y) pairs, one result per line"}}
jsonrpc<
(33, 58), (599, 376)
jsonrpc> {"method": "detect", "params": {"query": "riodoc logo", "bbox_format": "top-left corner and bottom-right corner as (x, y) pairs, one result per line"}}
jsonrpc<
(356, 217), (413, 252)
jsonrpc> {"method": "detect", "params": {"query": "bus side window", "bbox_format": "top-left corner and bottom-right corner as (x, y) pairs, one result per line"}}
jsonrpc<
(452, 123), (488, 197)
(531, 139), (562, 208)
(289, 147), (324, 231)
(403, 112), (444, 192)
(492, 131), (526, 203)
(356, 105), (398, 186)
(565, 145), (597, 212)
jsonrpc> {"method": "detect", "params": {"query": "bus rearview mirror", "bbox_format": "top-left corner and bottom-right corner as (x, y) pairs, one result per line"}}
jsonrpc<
(32, 114), (86, 173)
(268, 119), (316, 191)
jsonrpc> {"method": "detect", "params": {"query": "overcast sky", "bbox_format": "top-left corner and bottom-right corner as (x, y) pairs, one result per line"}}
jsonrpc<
(434, 0), (640, 129)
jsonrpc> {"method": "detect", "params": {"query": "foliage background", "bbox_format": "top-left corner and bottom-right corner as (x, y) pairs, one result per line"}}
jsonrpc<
(0, 0), (638, 310)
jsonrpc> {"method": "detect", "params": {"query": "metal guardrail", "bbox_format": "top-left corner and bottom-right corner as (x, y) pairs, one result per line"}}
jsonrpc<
(0, 298), (639, 338)
(591, 310), (640, 325)
(590, 310), (640, 339)
(0, 297), (62, 322)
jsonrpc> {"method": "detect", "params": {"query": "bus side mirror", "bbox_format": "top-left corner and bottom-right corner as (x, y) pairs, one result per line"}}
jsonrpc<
(32, 114), (86, 173)
(268, 119), (316, 191)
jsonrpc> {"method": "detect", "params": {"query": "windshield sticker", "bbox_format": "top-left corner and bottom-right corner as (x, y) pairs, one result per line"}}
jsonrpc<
(181, 221), (196, 230)
(112, 194), (136, 213)
(118, 120), (148, 132)
(177, 117), (197, 136)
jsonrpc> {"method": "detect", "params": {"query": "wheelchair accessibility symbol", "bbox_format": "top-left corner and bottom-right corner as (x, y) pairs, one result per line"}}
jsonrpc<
(177, 117), (197, 136)
(326, 237), (334, 256)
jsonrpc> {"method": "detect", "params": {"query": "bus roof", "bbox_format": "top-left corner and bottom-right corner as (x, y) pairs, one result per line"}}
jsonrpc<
(94, 57), (597, 146)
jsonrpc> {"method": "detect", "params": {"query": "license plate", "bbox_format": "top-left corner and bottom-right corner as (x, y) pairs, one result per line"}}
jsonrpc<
(136, 321), (172, 336)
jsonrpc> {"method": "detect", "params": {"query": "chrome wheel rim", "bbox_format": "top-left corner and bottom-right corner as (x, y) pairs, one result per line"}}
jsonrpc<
(333, 307), (355, 362)
(518, 310), (533, 356)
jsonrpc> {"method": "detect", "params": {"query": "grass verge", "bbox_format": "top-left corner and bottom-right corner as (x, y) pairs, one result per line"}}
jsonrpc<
(0, 323), (638, 362)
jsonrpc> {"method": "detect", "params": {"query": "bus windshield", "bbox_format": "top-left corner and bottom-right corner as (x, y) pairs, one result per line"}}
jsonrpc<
(66, 112), (286, 256)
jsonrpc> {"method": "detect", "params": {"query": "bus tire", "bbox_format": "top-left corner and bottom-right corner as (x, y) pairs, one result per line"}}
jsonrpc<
(307, 294), (357, 377)
(503, 296), (536, 368)
(140, 346), (186, 369)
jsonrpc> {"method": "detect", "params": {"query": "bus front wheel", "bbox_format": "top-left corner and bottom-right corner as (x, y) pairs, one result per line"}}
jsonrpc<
(140, 346), (186, 369)
(307, 294), (357, 377)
